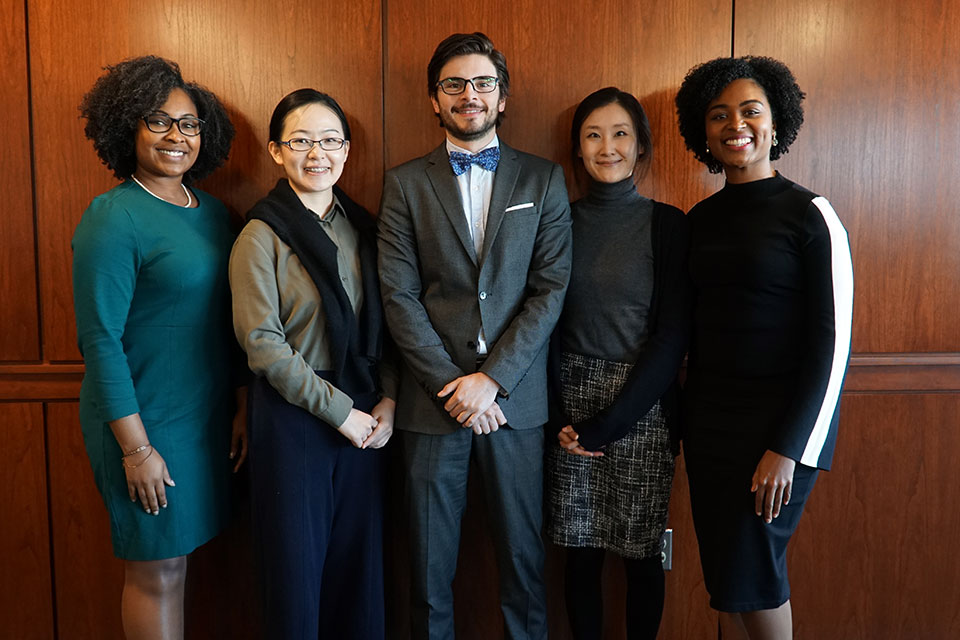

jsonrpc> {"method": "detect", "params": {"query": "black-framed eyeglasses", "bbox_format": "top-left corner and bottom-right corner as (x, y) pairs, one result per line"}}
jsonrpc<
(436, 76), (499, 95)
(278, 137), (346, 152)
(142, 113), (204, 136)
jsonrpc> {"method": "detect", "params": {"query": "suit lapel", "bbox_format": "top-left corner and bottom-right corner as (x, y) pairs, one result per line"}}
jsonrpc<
(481, 142), (520, 266)
(425, 144), (478, 265)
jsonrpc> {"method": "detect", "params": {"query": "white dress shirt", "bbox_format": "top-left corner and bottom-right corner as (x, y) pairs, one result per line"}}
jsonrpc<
(446, 136), (499, 355)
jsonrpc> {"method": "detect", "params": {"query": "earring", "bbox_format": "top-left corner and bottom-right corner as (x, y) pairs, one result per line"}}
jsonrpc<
(772, 131), (779, 147)
(704, 140), (710, 155)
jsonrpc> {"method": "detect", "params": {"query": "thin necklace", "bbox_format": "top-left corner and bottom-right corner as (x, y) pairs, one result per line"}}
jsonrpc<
(130, 175), (193, 208)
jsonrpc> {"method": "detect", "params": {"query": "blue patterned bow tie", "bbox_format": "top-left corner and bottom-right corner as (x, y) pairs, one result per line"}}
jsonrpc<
(448, 147), (500, 176)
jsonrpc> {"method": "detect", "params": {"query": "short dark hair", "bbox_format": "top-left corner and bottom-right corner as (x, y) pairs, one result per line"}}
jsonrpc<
(571, 87), (653, 182)
(427, 32), (510, 126)
(675, 56), (805, 173)
(268, 89), (352, 144)
(79, 55), (234, 183)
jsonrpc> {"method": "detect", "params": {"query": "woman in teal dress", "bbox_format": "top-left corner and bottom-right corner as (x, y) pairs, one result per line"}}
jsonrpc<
(73, 56), (243, 639)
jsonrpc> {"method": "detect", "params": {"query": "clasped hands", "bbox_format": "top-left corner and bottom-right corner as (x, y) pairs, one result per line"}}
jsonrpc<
(338, 397), (396, 449)
(438, 372), (506, 435)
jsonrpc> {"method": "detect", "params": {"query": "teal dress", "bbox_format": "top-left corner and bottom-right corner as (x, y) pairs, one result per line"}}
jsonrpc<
(72, 180), (235, 561)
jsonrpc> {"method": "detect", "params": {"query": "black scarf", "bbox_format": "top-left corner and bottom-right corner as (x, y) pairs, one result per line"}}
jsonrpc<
(245, 179), (382, 400)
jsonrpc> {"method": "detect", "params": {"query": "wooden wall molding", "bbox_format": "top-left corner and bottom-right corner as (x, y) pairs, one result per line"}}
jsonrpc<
(0, 363), (84, 401)
(2, 354), (960, 402)
(844, 353), (960, 393)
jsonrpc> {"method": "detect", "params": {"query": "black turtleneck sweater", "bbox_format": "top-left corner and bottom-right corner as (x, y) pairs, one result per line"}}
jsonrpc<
(561, 177), (655, 361)
(684, 173), (853, 471)
(551, 178), (693, 451)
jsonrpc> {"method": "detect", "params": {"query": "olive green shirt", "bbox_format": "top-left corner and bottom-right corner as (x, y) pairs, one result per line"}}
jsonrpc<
(230, 197), (395, 428)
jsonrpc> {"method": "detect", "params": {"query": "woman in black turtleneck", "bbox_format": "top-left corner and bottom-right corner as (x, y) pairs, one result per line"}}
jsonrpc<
(545, 87), (692, 640)
(675, 57), (853, 640)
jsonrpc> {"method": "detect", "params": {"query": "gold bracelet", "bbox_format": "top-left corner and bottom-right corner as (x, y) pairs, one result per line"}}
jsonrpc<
(122, 447), (154, 469)
(122, 443), (151, 458)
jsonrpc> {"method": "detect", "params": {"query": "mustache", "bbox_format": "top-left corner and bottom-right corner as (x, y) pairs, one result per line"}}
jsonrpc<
(453, 102), (486, 113)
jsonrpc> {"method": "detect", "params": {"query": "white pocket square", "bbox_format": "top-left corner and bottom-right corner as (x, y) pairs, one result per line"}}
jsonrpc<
(505, 202), (535, 212)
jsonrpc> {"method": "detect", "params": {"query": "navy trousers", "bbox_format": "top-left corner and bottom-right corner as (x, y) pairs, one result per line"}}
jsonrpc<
(249, 376), (385, 639)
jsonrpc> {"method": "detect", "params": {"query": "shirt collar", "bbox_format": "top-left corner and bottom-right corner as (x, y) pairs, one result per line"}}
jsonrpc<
(314, 194), (344, 223)
(446, 135), (500, 157)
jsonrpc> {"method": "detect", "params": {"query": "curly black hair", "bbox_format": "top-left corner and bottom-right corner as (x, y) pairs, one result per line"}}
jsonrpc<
(79, 55), (234, 183)
(675, 56), (805, 173)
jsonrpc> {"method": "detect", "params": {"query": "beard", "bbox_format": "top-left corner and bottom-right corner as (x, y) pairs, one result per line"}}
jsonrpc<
(437, 102), (499, 141)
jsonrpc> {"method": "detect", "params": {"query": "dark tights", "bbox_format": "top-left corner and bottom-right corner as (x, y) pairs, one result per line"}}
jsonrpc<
(565, 547), (665, 640)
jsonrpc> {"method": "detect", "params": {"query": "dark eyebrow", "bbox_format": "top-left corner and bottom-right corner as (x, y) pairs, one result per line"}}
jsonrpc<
(152, 109), (199, 118)
(287, 128), (341, 136)
(708, 99), (764, 112)
(583, 122), (632, 129)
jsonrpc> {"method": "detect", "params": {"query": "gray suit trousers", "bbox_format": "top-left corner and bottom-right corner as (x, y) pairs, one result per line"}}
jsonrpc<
(401, 427), (548, 640)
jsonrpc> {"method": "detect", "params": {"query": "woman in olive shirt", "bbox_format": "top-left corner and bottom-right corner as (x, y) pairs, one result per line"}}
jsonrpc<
(230, 89), (396, 640)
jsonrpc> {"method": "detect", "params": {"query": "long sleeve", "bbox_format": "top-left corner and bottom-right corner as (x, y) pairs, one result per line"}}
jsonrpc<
(574, 206), (693, 451)
(72, 201), (142, 422)
(770, 197), (853, 469)
(229, 224), (353, 428)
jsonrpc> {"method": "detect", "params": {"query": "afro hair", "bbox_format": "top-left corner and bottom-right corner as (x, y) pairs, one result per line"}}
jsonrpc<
(79, 55), (234, 183)
(675, 56), (805, 173)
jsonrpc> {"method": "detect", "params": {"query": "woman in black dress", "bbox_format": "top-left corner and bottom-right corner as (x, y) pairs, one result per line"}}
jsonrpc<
(675, 57), (854, 639)
(545, 87), (692, 640)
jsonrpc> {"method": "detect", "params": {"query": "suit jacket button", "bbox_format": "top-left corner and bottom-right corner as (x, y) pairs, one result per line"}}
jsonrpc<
(479, 291), (487, 300)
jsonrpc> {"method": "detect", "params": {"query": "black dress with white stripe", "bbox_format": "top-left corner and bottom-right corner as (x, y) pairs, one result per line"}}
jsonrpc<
(683, 173), (853, 612)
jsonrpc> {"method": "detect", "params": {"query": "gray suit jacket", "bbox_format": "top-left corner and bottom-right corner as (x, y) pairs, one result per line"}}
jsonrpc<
(377, 141), (572, 434)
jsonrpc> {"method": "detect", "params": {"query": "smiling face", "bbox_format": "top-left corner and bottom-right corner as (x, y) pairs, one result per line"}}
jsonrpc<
(134, 88), (200, 181)
(578, 102), (641, 184)
(268, 102), (349, 200)
(430, 53), (505, 150)
(705, 78), (776, 183)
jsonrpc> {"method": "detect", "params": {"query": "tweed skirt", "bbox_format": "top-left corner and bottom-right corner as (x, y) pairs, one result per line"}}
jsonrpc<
(545, 352), (674, 559)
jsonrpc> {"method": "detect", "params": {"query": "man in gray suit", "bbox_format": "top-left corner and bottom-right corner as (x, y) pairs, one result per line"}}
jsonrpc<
(377, 32), (572, 640)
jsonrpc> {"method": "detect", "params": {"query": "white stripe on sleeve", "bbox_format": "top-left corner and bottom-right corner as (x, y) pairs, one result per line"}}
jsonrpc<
(800, 197), (854, 467)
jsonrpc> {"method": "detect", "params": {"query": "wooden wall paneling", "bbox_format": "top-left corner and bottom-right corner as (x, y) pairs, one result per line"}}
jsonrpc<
(383, 0), (731, 211)
(786, 394), (960, 639)
(29, 0), (384, 361)
(0, 403), (54, 638)
(46, 402), (124, 637)
(182, 478), (260, 639)
(734, 0), (960, 354)
(174, 0), (386, 215)
(26, 0), (128, 362)
(0, 0), (41, 361)
(383, 2), (729, 638)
